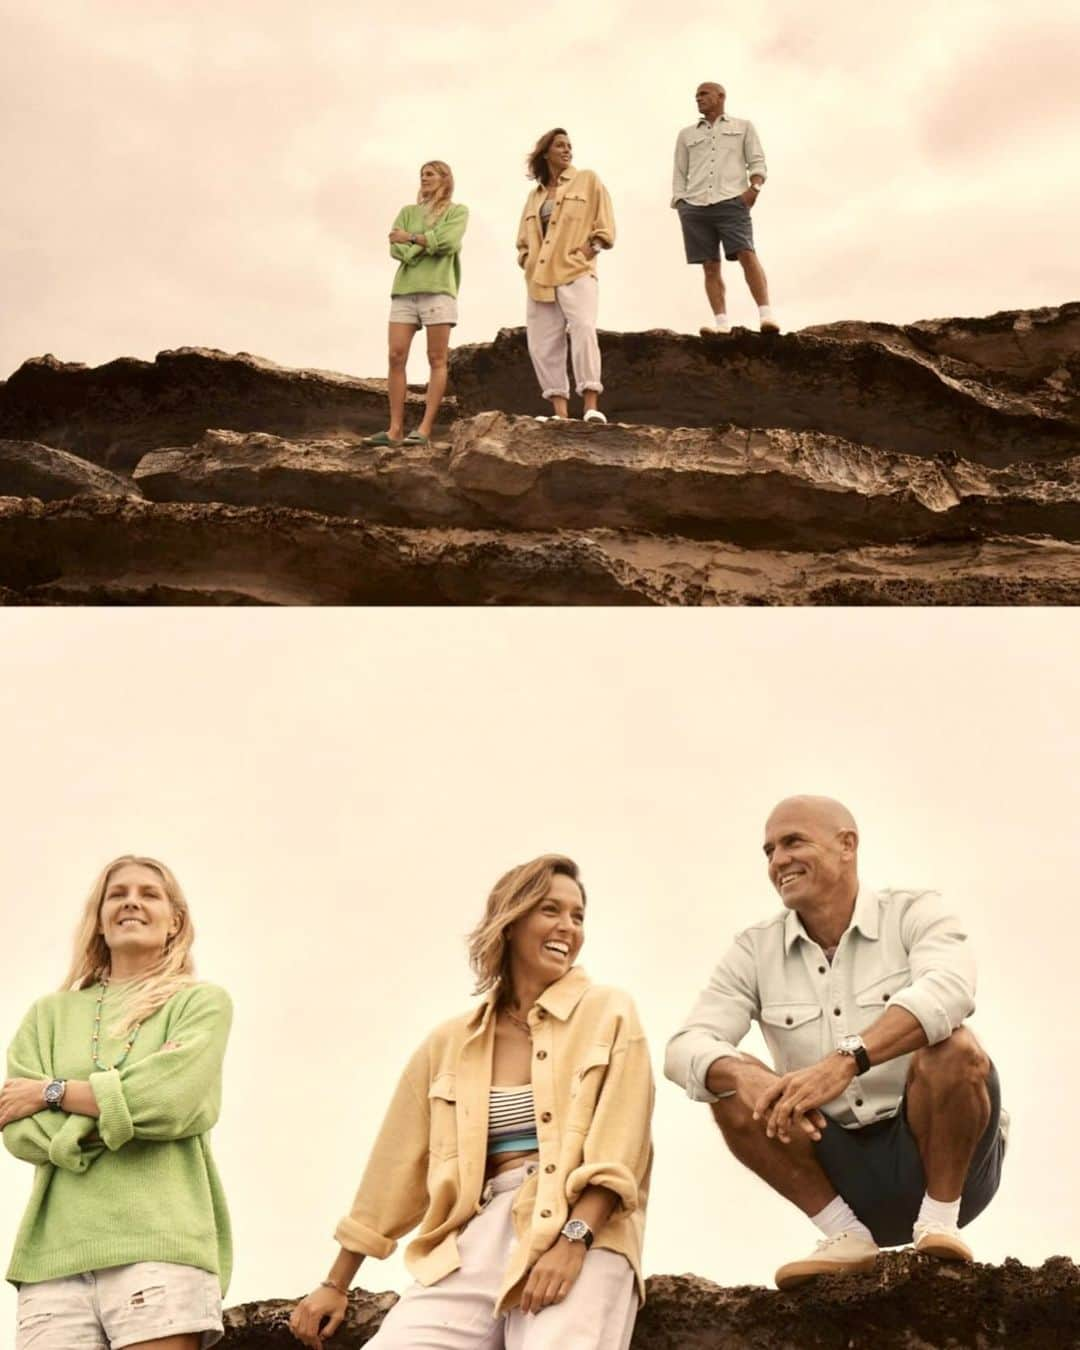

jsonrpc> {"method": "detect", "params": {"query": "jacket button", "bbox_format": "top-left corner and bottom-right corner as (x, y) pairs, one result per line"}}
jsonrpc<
(834, 1007), (841, 1016)
(541, 1111), (552, 1123)
(537, 1050), (547, 1060)
(855, 1098), (864, 1107)
(536, 1009), (547, 1019)
(818, 966), (826, 975)
(545, 1163), (555, 1173)
(883, 993), (890, 1001)
(541, 1208), (552, 1218)
(785, 1016), (793, 1026)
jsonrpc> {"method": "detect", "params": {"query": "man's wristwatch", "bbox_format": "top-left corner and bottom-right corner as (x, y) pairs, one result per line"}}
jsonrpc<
(42, 1079), (67, 1111)
(836, 1035), (871, 1076)
(560, 1219), (594, 1250)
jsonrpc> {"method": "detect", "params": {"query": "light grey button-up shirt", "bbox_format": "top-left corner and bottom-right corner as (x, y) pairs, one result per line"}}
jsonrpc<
(671, 113), (767, 208)
(664, 888), (979, 1129)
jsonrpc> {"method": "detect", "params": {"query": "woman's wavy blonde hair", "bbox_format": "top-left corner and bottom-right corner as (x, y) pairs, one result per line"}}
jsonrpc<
(467, 853), (585, 1002)
(418, 160), (454, 225)
(61, 855), (197, 1036)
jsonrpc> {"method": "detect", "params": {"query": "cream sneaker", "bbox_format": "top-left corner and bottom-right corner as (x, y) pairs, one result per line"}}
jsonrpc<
(774, 1231), (879, 1290)
(913, 1222), (973, 1262)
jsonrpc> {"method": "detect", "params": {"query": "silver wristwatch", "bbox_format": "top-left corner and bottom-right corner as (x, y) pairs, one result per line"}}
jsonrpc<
(42, 1078), (67, 1111)
(560, 1219), (594, 1250)
(836, 1035), (871, 1076)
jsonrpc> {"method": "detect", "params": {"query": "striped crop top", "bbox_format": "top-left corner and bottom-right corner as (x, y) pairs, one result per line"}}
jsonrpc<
(488, 1085), (539, 1155)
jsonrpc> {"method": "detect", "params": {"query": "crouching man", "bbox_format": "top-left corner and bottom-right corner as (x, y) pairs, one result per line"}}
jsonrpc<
(665, 795), (1006, 1290)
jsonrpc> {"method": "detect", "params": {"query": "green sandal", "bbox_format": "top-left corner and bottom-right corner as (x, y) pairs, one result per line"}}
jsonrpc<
(402, 430), (430, 446)
(362, 430), (403, 447)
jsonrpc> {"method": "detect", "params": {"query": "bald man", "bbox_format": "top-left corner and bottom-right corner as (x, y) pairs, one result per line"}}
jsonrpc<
(671, 82), (779, 335)
(665, 796), (1006, 1290)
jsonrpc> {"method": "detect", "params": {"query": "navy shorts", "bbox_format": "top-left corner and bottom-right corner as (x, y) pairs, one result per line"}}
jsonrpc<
(677, 197), (755, 263)
(812, 1061), (1006, 1248)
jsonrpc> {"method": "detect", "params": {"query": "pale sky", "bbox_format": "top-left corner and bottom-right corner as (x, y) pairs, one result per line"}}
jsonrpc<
(3, 1), (1079, 384)
(1, 608), (1078, 1320)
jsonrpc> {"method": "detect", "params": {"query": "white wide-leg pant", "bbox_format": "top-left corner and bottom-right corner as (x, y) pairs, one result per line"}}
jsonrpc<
(525, 275), (603, 401)
(368, 1164), (637, 1350)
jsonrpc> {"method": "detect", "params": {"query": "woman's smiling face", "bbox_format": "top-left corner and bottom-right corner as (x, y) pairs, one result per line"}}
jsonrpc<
(506, 871), (585, 985)
(98, 862), (178, 964)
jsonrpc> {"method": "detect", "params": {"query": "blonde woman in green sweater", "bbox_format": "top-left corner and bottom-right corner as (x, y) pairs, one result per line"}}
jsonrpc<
(0, 855), (232, 1350)
(363, 160), (469, 448)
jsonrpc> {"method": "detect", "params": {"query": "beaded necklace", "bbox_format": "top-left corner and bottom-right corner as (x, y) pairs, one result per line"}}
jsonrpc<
(91, 979), (143, 1072)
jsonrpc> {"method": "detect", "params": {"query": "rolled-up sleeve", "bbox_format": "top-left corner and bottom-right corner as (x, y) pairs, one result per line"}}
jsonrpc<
(889, 892), (976, 1044)
(335, 1047), (432, 1259)
(664, 934), (759, 1102)
(743, 120), (767, 181)
(89, 983), (231, 1151)
(565, 1004), (653, 1214)
(671, 131), (689, 207)
(3, 1000), (104, 1172)
(423, 203), (469, 257)
(588, 178), (615, 251)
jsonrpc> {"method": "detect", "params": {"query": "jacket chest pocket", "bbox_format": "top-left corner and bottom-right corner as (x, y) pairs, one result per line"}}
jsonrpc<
(560, 192), (588, 221)
(761, 1003), (823, 1063)
(853, 969), (910, 1027)
(428, 1073), (459, 1159)
(567, 1042), (611, 1132)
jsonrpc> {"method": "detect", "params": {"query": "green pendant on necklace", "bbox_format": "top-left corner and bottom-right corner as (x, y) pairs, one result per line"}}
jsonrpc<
(91, 980), (143, 1072)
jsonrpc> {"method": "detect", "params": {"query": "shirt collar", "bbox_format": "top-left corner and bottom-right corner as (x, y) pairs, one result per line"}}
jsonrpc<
(697, 113), (730, 126)
(783, 885), (877, 954)
(470, 964), (591, 1027)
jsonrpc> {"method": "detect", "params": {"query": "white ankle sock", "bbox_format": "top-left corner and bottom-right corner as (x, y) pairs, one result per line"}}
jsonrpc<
(917, 1194), (961, 1230)
(713, 312), (730, 329)
(811, 1195), (874, 1243)
(758, 304), (775, 321)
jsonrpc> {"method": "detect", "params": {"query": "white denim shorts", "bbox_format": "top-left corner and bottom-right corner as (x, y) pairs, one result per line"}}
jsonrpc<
(15, 1261), (224, 1350)
(389, 291), (458, 327)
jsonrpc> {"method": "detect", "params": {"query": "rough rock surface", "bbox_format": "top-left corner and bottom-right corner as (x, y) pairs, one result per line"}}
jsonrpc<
(2, 304), (1077, 604)
(0, 438), (141, 501)
(1, 496), (1077, 606)
(449, 306), (1080, 465)
(130, 416), (1080, 550)
(0, 349), (444, 474)
(219, 1255), (1079, 1348)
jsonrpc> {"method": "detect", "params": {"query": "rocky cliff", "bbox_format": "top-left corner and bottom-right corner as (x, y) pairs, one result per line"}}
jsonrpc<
(220, 1254), (1079, 1348)
(1, 303), (1077, 604)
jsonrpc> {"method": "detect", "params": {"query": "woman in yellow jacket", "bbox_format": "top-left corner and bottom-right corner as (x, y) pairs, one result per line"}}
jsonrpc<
(517, 131), (616, 424)
(290, 854), (653, 1350)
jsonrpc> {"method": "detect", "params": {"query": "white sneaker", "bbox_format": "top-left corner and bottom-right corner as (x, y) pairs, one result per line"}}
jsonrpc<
(583, 409), (607, 424)
(700, 323), (732, 337)
(774, 1231), (879, 1291)
(534, 415), (567, 422)
(760, 318), (781, 335)
(913, 1221), (972, 1262)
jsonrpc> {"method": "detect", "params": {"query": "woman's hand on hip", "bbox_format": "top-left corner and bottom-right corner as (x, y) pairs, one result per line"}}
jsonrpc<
(0, 1077), (47, 1127)
(289, 1284), (347, 1348)
(519, 1236), (587, 1314)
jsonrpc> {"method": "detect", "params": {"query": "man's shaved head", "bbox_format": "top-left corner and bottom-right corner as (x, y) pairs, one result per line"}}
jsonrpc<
(766, 795), (858, 840)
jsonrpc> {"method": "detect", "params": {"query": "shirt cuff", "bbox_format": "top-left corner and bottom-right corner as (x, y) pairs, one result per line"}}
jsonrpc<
(888, 990), (954, 1046)
(47, 1113), (102, 1173)
(89, 1068), (134, 1150)
(687, 1045), (742, 1103)
(565, 1161), (639, 1214)
(334, 1215), (396, 1260)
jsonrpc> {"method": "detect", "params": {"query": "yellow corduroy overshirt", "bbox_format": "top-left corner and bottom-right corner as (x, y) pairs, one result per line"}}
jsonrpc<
(516, 167), (616, 303)
(334, 966), (654, 1313)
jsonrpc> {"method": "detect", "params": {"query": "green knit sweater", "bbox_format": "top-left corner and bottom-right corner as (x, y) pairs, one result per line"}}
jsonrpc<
(3, 981), (232, 1289)
(389, 202), (469, 297)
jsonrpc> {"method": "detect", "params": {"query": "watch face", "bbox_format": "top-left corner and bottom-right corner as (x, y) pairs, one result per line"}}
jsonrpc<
(563, 1220), (589, 1240)
(44, 1080), (63, 1105)
(838, 1036), (860, 1054)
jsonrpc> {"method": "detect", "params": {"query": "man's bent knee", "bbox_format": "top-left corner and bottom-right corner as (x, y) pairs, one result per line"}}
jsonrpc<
(703, 259), (722, 275)
(910, 1027), (991, 1085)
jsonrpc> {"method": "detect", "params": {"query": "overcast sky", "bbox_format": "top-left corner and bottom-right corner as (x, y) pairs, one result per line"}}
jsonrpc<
(1, 608), (1077, 1317)
(3, 1), (1079, 384)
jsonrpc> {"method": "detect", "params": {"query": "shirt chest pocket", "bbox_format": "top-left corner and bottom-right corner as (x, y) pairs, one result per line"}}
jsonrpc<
(560, 191), (588, 221)
(428, 1073), (458, 1159)
(566, 1042), (611, 1132)
(760, 1003), (823, 1063)
(854, 969), (910, 1013)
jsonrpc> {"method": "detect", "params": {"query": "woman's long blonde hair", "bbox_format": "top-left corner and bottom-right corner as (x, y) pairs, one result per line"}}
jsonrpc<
(418, 160), (454, 225)
(467, 853), (585, 1002)
(61, 855), (197, 1035)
